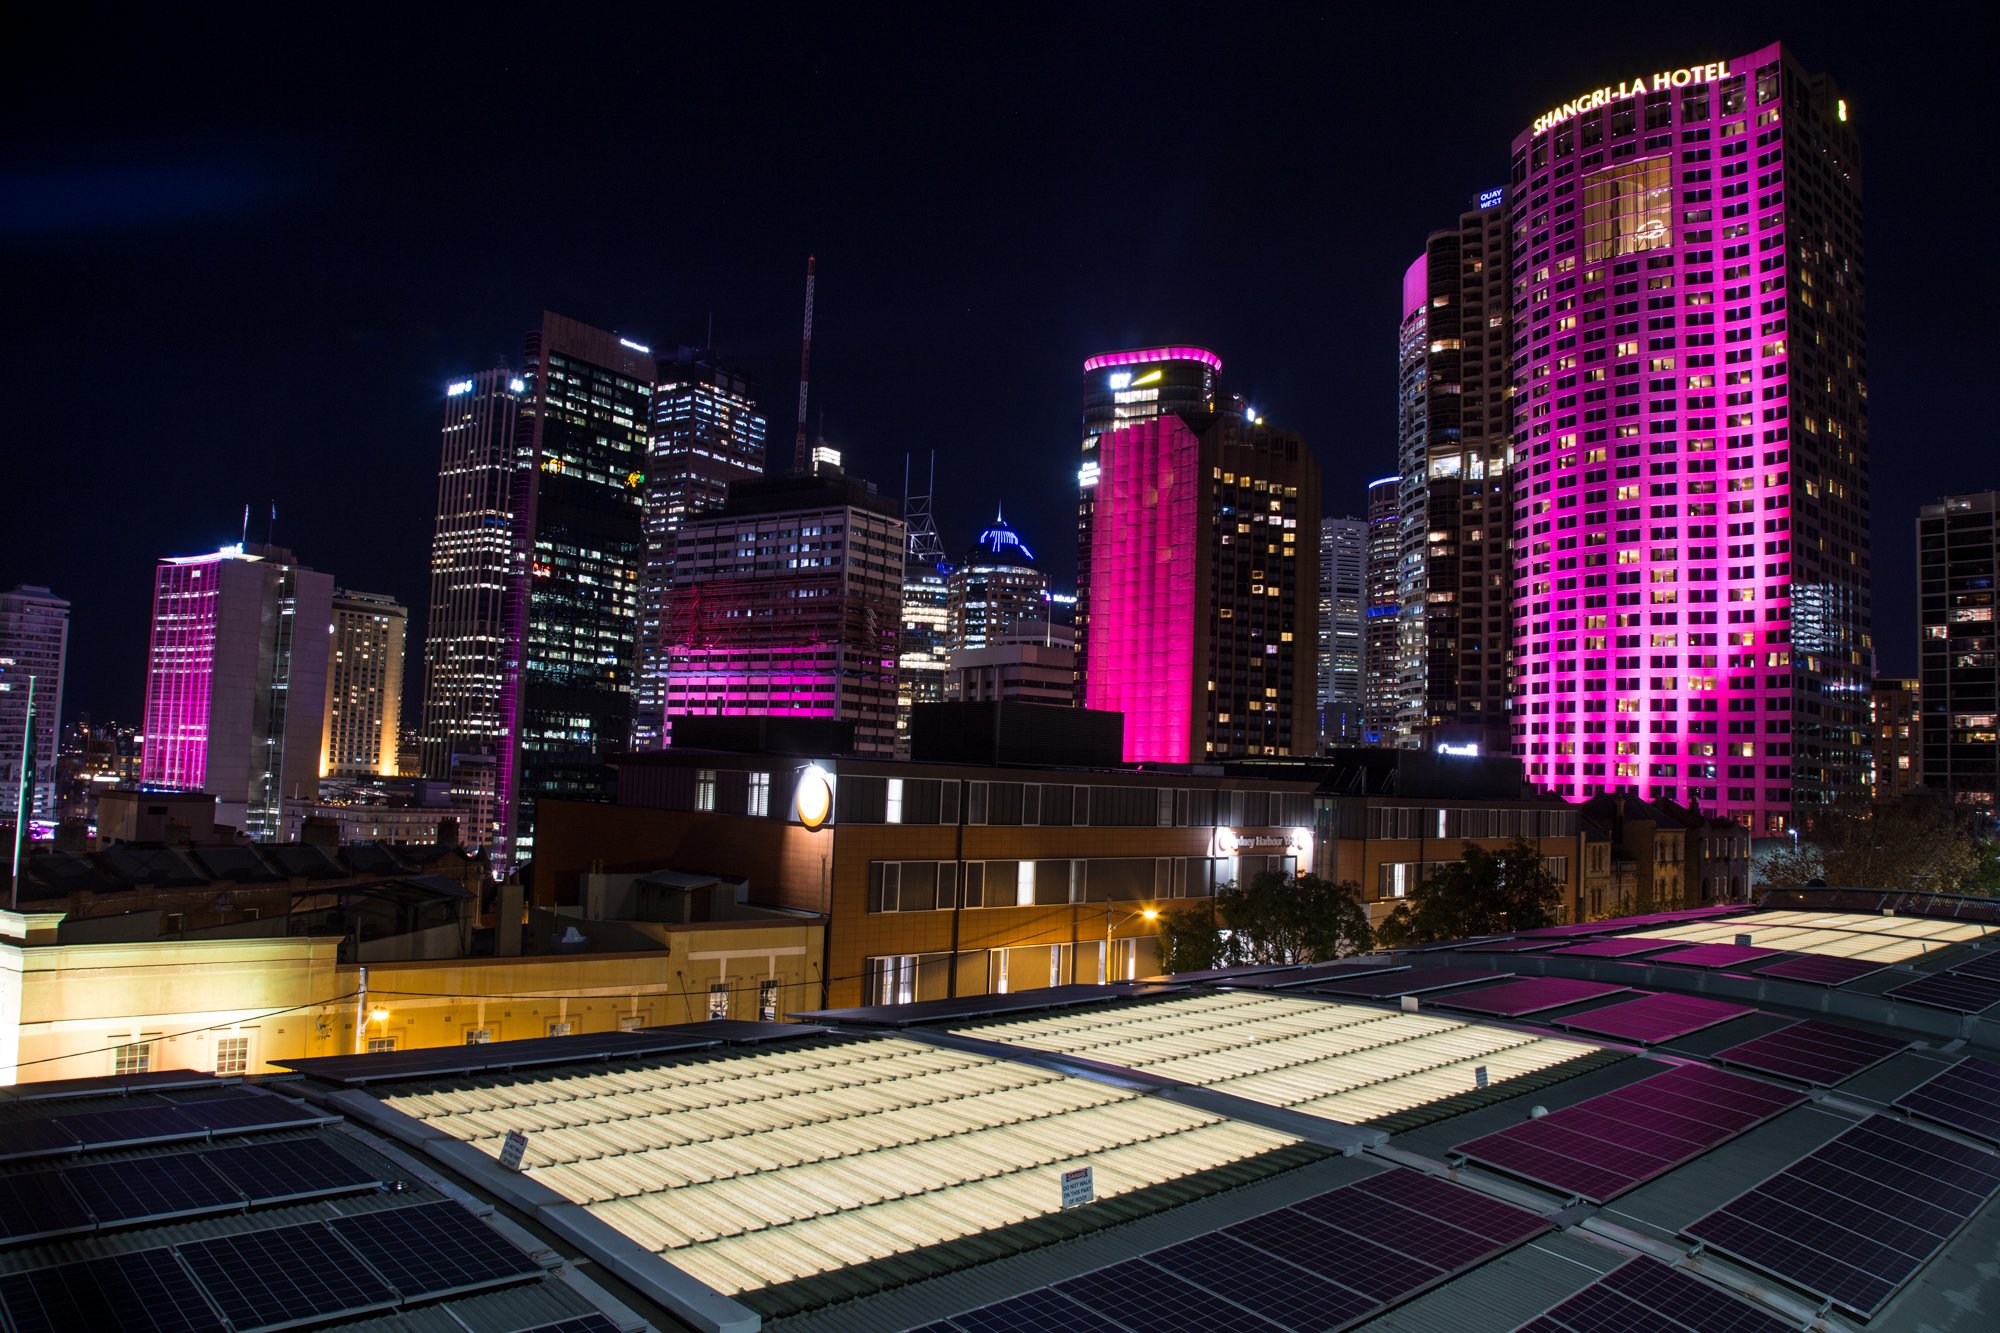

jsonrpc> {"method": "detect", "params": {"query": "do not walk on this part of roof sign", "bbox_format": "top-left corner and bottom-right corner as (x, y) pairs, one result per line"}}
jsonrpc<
(1061, 1165), (1094, 1209)
(501, 1128), (529, 1171)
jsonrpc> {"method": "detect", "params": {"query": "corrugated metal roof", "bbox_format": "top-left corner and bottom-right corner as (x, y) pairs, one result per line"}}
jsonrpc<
(1616, 909), (1996, 964)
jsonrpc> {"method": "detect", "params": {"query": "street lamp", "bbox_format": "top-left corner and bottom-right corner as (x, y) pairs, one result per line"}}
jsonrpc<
(1105, 906), (1160, 983)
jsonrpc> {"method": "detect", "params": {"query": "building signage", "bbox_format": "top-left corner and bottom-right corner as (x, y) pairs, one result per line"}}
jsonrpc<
(1477, 188), (1504, 210)
(1532, 60), (1731, 134)
(500, 1128), (529, 1171)
(1061, 1165), (1094, 1209)
(795, 765), (833, 830)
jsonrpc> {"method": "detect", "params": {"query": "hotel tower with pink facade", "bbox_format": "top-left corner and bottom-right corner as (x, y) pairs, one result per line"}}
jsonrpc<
(1508, 42), (1869, 833)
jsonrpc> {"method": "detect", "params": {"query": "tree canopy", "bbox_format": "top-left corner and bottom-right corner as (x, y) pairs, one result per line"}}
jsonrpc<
(1154, 871), (1374, 975)
(1375, 839), (1564, 948)
(1760, 792), (1998, 895)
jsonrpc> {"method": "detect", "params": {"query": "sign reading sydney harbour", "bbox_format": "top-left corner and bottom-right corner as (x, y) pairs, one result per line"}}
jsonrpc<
(1532, 60), (1731, 134)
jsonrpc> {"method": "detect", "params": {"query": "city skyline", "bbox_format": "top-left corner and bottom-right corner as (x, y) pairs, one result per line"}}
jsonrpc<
(7, 10), (1980, 729)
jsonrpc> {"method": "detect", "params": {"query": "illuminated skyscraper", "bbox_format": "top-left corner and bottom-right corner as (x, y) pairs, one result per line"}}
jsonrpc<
(140, 545), (332, 840)
(948, 512), (1053, 653)
(1918, 493), (1999, 813)
(635, 351), (767, 751)
(664, 472), (904, 756)
(1087, 412), (1320, 762)
(321, 589), (406, 780)
(1396, 196), (1515, 754)
(1076, 347), (1226, 694)
(0, 585), (68, 825)
(498, 314), (654, 867)
(1869, 676), (1920, 802)
(1318, 518), (1365, 748)
(1510, 44), (1869, 832)
(896, 460), (950, 758)
(1362, 477), (1402, 744)
(420, 369), (522, 849)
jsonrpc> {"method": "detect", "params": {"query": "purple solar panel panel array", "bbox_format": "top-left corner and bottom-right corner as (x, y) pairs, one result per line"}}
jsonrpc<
(1556, 993), (1755, 1045)
(1432, 977), (1632, 1017)
(1513, 1255), (1797, 1333)
(1711, 1020), (1907, 1087)
(1454, 1063), (1805, 1202)
(1547, 939), (1686, 960)
(1650, 943), (1782, 970)
(1884, 971), (2000, 1014)
(1748, 954), (1887, 987)
(1893, 1058), (2000, 1145)
(1311, 966), (1506, 999)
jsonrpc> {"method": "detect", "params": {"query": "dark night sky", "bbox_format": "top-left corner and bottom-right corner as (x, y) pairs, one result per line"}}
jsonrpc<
(5, 4), (1991, 725)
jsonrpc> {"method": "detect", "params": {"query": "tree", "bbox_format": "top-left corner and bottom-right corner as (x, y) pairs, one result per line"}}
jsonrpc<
(1760, 793), (1988, 894)
(1153, 872), (1374, 974)
(1376, 839), (1564, 948)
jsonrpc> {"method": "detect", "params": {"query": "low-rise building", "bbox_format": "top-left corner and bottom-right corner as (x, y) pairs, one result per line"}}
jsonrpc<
(1577, 795), (1687, 916)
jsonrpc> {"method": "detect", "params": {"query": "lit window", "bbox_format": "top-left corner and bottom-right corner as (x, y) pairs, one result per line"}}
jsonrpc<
(367, 1037), (397, 1054)
(708, 984), (730, 1020)
(748, 771), (770, 816)
(695, 769), (717, 811)
(464, 1028), (493, 1045)
(215, 1036), (250, 1077)
(113, 1042), (152, 1076)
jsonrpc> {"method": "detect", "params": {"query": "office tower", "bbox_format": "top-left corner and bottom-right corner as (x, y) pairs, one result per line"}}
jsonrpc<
(949, 643), (1076, 706)
(497, 315), (655, 867)
(1076, 347), (1227, 694)
(663, 472), (904, 755)
(1918, 493), (1998, 813)
(0, 586), (69, 826)
(1318, 518), (1366, 748)
(1362, 477), (1402, 743)
(1869, 676), (1920, 801)
(420, 369), (523, 850)
(635, 351), (767, 751)
(140, 545), (333, 839)
(54, 716), (142, 824)
(1510, 44), (1868, 833)
(1087, 412), (1320, 762)
(1396, 196), (1514, 754)
(896, 464), (951, 758)
(321, 589), (407, 781)
(948, 512), (1054, 654)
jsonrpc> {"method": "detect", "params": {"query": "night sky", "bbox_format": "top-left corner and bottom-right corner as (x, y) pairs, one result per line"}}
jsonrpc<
(5, 4), (1989, 724)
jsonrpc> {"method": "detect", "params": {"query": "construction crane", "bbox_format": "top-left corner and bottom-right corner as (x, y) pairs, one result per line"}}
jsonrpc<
(793, 256), (815, 474)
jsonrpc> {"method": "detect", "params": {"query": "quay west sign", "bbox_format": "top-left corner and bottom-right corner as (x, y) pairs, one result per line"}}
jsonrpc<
(1532, 60), (1731, 135)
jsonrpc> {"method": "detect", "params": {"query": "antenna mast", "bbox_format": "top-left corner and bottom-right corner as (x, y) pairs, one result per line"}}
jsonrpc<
(793, 256), (815, 473)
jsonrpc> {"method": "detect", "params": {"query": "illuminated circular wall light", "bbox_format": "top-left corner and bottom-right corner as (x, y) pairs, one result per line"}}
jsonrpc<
(796, 766), (833, 830)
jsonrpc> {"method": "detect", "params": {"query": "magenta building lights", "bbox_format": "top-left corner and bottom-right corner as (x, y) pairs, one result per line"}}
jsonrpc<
(1081, 346), (1224, 374)
(1509, 42), (1870, 833)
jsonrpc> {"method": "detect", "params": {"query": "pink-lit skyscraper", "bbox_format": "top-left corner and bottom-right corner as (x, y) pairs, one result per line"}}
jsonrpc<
(1087, 412), (1320, 763)
(140, 545), (333, 840)
(1509, 43), (1869, 833)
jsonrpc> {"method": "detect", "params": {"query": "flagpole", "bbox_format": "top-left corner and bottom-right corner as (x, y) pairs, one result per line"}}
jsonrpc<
(11, 673), (35, 908)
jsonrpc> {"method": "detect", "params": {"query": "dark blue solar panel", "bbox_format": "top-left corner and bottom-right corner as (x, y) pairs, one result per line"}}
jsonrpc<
(1516, 1255), (1797, 1333)
(1750, 954), (1887, 987)
(1894, 1058), (2000, 1145)
(0, 1168), (92, 1243)
(1432, 977), (1631, 1016)
(1311, 966), (1504, 998)
(1143, 1232), (1377, 1327)
(1349, 1166), (1549, 1246)
(948, 1289), (1126, 1332)
(328, 1201), (539, 1299)
(55, 1104), (205, 1150)
(513, 1319), (627, 1333)
(0, 1117), (81, 1163)
(1886, 971), (2000, 1014)
(1651, 943), (1783, 969)
(1056, 1259), (1287, 1332)
(0, 1249), (219, 1333)
(201, 1137), (382, 1203)
(60, 1152), (244, 1225)
(1945, 951), (2000, 983)
(1547, 938), (1686, 959)
(176, 1221), (399, 1330)
(1712, 1020), (1907, 1086)
(176, 1093), (326, 1135)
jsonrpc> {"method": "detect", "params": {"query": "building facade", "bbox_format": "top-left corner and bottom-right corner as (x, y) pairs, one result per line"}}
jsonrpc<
(1086, 413), (1321, 762)
(949, 642), (1076, 707)
(322, 589), (406, 781)
(0, 586), (68, 825)
(947, 513), (1054, 655)
(498, 315), (655, 867)
(663, 473), (905, 757)
(419, 369), (522, 849)
(1395, 199), (1515, 754)
(1076, 347), (1227, 695)
(140, 545), (333, 840)
(635, 352), (767, 751)
(1362, 476), (1402, 743)
(1918, 493), (1998, 813)
(1509, 44), (1870, 833)
(1318, 518), (1366, 748)
(1870, 676), (1921, 801)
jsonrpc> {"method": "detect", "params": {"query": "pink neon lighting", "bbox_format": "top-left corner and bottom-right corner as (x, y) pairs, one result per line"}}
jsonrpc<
(1402, 253), (1429, 319)
(1082, 346), (1223, 374)
(141, 561), (217, 792)
(1085, 416), (1198, 763)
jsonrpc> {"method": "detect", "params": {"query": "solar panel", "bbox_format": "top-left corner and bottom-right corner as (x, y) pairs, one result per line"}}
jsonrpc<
(1142, 1233), (1383, 1328)
(54, 1104), (205, 1150)
(1711, 1020), (1907, 1086)
(1430, 977), (1632, 1016)
(0, 1117), (80, 1163)
(0, 1168), (93, 1244)
(948, 1288), (1128, 1332)
(1747, 953), (1887, 987)
(0, 1071), (234, 1103)
(200, 1137), (383, 1203)
(1455, 1063), (1804, 1202)
(1546, 938), (1686, 959)
(272, 1027), (723, 1085)
(636, 1019), (832, 1045)
(176, 1092), (330, 1135)
(328, 1201), (540, 1300)
(1945, 951), (2000, 982)
(1684, 1115), (2000, 1318)
(60, 1152), (245, 1226)
(1555, 993), (1755, 1045)
(1057, 1258), (1288, 1332)
(0, 1249), (221, 1333)
(176, 1222), (400, 1330)
(1514, 1255), (1797, 1333)
(1893, 1058), (2000, 1145)
(1885, 971), (2000, 1014)
(1459, 939), (1560, 953)
(1310, 965), (1505, 998)
(513, 1319), (627, 1333)
(1650, 943), (1783, 969)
